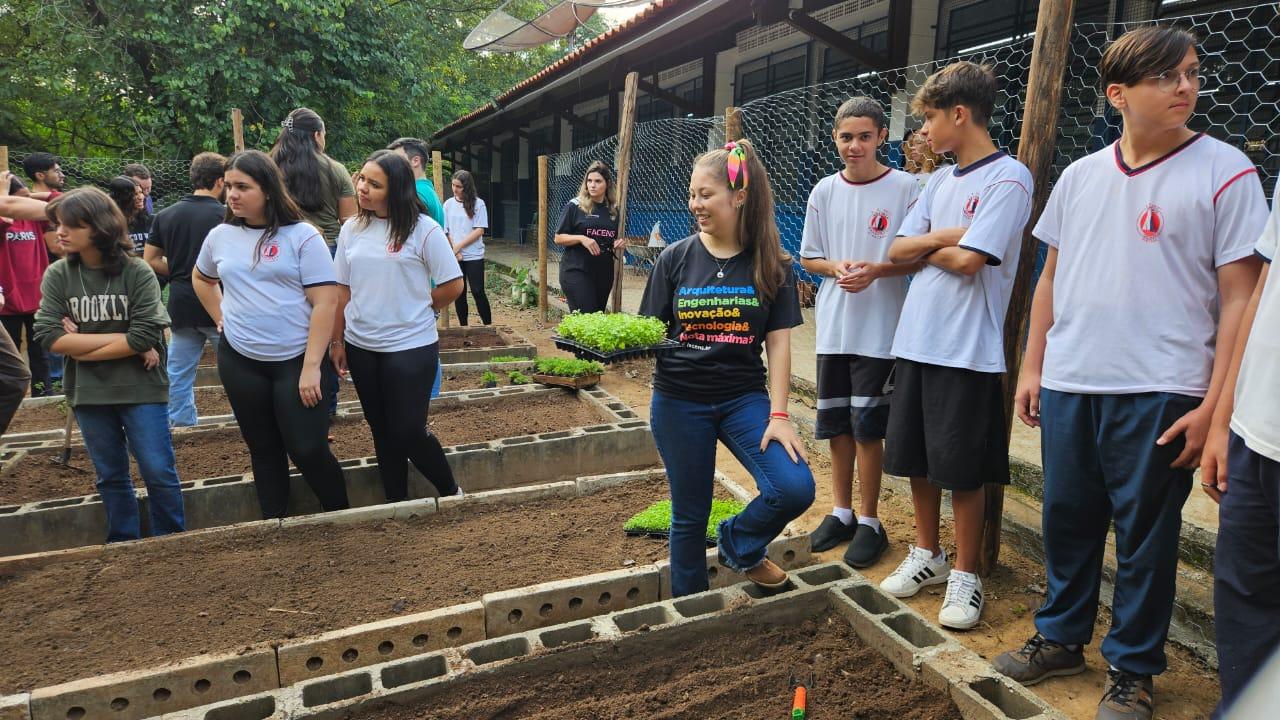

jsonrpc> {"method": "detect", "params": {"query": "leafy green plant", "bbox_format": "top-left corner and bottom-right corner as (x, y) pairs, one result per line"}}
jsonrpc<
(510, 264), (538, 308)
(555, 312), (667, 352)
(488, 355), (527, 363)
(623, 499), (745, 542)
(480, 370), (499, 387)
(508, 370), (532, 385)
(534, 357), (605, 378)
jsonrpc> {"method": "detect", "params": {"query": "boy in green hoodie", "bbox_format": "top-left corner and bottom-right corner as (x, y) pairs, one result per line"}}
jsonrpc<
(34, 187), (184, 542)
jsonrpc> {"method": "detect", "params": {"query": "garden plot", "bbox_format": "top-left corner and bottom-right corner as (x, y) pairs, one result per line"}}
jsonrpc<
(0, 470), (813, 720)
(0, 387), (655, 556)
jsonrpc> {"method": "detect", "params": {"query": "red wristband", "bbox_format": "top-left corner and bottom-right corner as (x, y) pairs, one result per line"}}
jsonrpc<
(769, 411), (790, 420)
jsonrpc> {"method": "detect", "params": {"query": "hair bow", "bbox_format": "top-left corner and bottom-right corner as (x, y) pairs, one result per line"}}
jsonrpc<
(281, 117), (294, 130)
(724, 142), (748, 191)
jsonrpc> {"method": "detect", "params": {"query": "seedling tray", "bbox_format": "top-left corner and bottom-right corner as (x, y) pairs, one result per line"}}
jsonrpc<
(531, 373), (602, 389)
(552, 336), (681, 363)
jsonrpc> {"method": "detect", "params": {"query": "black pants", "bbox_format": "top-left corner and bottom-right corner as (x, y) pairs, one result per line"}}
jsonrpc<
(454, 259), (492, 326)
(217, 341), (350, 518)
(0, 313), (49, 395)
(345, 342), (458, 501)
(0, 323), (32, 436)
(560, 251), (614, 313)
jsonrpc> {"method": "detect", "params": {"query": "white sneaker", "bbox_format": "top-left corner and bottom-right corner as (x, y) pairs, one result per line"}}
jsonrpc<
(879, 546), (950, 598)
(938, 571), (984, 630)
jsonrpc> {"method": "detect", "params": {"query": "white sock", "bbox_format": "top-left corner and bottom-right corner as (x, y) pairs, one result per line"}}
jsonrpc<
(831, 507), (854, 525)
(857, 516), (881, 532)
(454, 486), (465, 497)
(932, 548), (947, 563)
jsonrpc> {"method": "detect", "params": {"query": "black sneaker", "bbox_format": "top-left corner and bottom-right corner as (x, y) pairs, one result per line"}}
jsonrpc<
(993, 633), (1086, 685)
(843, 522), (888, 568)
(809, 515), (856, 552)
(1096, 669), (1153, 720)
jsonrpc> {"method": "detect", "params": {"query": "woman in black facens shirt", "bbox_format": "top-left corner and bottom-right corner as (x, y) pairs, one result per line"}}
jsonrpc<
(553, 161), (626, 313)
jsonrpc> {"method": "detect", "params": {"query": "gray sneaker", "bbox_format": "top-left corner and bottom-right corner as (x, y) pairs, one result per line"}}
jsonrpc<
(993, 633), (1086, 685)
(1096, 669), (1153, 720)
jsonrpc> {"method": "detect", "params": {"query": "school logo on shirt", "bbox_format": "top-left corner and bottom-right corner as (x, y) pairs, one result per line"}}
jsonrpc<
(386, 241), (403, 256)
(963, 194), (980, 220)
(1137, 203), (1164, 242)
(867, 209), (890, 238)
(261, 241), (281, 263)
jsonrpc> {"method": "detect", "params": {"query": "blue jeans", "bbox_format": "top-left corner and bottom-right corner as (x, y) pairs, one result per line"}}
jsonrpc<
(650, 390), (815, 597)
(74, 403), (186, 543)
(167, 326), (220, 426)
(1034, 389), (1196, 675)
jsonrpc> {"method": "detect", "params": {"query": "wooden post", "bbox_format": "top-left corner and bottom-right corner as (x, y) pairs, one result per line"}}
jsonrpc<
(433, 149), (452, 328)
(611, 71), (640, 313)
(231, 109), (245, 153)
(724, 106), (742, 143)
(538, 155), (549, 323)
(981, 0), (1077, 577)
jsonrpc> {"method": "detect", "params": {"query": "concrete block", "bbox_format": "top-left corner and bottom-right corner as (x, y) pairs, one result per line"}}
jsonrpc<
(537, 621), (599, 650)
(462, 635), (534, 668)
(200, 693), (278, 720)
(610, 602), (677, 633)
(378, 653), (450, 691)
(482, 566), (659, 635)
(917, 650), (1065, 720)
(280, 503), (396, 528)
(0, 694), (30, 720)
(29, 646), (277, 720)
(438, 480), (577, 511)
(574, 468), (666, 495)
(277, 602), (483, 686)
(299, 672), (372, 710)
(657, 534), (813, 599)
(792, 561), (855, 588)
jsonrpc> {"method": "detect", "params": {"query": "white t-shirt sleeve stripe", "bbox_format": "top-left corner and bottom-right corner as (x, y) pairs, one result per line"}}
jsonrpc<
(423, 224), (463, 285)
(897, 174), (934, 237)
(799, 182), (827, 259)
(957, 178), (1032, 265)
(1031, 173), (1068, 249)
(1212, 166), (1268, 268)
(298, 232), (337, 288)
(195, 231), (219, 279)
(474, 199), (489, 230)
(1213, 168), (1258, 205)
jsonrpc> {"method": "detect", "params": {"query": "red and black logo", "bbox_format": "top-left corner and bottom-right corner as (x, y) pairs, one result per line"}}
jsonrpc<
(868, 209), (890, 238)
(1137, 203), (1164, 242)
(261, 242), (280, 263)
(962, 194), (980, 220)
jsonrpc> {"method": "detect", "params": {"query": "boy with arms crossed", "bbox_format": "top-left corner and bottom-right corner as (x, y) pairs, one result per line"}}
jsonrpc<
(800, 96), (920, 568)
(992, 27), (1267, 720)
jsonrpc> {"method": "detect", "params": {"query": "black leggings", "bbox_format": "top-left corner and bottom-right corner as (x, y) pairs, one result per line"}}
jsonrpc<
(345, 342), (458, 501)
(454, 259), (492, 326)
(0, 313), (49, 395)
(218, 342), (350, 518)
(560, 252), (615, 313)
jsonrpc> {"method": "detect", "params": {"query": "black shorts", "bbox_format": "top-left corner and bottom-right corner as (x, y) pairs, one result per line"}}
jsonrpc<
(883, 359), (1009, 491)
(815, 354), (894, 441)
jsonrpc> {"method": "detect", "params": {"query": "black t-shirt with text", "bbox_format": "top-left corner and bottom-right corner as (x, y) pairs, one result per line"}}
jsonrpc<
(640, 235), (802, 403)
(556, 199), (618, 268)
(146, 195), (223, 328)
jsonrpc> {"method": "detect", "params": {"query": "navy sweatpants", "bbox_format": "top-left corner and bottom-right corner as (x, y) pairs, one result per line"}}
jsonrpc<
(1213, 431), (1280, 717)
(1034, 389), (1196, 675)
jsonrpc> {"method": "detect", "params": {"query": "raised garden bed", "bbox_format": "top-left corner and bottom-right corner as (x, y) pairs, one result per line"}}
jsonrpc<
(437, 326), (535, 364)
(0, 389), (612, 508)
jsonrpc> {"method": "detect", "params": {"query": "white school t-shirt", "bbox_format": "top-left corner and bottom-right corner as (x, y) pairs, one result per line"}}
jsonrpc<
(195, 222), (336, 362)
(891, 153), (1033, 373)
(800, 168), (920, 357)
(1231, 185), (1280, 462)
(442, 197), (489, 262)
(1033, 134), (1268, 396)
(334, 214), (463, 353)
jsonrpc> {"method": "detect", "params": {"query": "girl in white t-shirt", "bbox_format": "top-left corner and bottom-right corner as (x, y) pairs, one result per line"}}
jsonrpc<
(331, 150), (465, 502)
(442, 170), (491, 326)
(193, 150), (349, 519)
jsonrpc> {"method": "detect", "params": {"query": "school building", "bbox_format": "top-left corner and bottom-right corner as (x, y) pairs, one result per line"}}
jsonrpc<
(432, 0), (1274, 242)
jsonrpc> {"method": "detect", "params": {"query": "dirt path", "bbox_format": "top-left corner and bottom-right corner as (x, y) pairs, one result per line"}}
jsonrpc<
(489, 297), (1221, 720)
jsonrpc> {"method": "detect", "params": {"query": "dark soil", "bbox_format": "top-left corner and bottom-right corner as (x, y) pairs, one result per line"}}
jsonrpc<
(351, 611), (962, 720)
(0, 478), (677, 694)
(0, 392), (608, 506)
(437, 327), (511, 351)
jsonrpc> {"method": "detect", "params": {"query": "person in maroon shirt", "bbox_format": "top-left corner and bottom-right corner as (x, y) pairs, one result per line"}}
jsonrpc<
(0, 171), (52, 395)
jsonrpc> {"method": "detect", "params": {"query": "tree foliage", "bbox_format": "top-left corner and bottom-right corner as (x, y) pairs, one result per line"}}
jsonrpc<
(0, 0), (586, 159)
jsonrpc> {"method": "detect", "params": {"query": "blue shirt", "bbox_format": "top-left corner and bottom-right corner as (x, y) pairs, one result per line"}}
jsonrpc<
(415, 179), (446, 227)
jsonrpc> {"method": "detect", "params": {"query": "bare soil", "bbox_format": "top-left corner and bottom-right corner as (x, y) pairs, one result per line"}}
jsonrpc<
(0, 477), (678, 695)
(351, 611), (961, 720)
(437, 327), (511, 351)
(0, 392), (608, 506)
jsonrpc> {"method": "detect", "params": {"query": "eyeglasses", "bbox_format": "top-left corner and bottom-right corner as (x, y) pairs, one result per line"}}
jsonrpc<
(1147, 67), (1203, 93)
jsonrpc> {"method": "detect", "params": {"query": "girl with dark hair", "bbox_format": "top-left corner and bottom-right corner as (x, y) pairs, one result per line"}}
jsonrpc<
(442, 170), (491, 325)
(553, 161), (625, 312)
(107, 176), (151, 256)
(639, 139), (813, 597)
(32, 187), (184, 542)
(269, 108), (357, 249)
(330, 150), (464, 502)
(192, 150), (350, 519)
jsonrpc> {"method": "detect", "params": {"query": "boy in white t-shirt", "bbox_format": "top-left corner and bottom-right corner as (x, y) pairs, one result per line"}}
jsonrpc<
(880, 62), (1033, 631)
(1201, 184), (1277, 718)
(991, 27), (1267, 720)
(799, 96), (920, 568)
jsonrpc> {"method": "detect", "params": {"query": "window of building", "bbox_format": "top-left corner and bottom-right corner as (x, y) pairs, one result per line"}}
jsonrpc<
(572, 107), (611, 149)
(936, 0), (1110, 58)
(735, 44), (809, 104)
(637, 77), (704, 123)
(821, 19), (890, 82)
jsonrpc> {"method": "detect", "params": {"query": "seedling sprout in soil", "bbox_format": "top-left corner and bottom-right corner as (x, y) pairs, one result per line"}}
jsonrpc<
(556, 312), (667, 353)
(481, 370), (499, 388)
(508, 370), (532, 385)
(623, 498), (745, 544)
(534, 357), (605, 378)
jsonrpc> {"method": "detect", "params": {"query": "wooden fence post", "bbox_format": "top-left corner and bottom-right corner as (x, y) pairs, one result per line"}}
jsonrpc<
(433, 150), (451, 328)
(611, 71), (640, 313)
(724, 106), (742, 143)
(982, 0), (1077, 577)
(538, 155), (549, 324)
(232, 109), (245, 153)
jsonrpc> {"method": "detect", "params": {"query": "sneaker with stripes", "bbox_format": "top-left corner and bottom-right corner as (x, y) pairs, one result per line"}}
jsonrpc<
(938, 570), (984, 630)
(879, 546), (950, 598)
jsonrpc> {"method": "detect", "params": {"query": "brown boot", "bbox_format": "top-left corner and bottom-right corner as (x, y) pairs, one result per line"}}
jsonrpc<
(744, 558), (788, 589)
